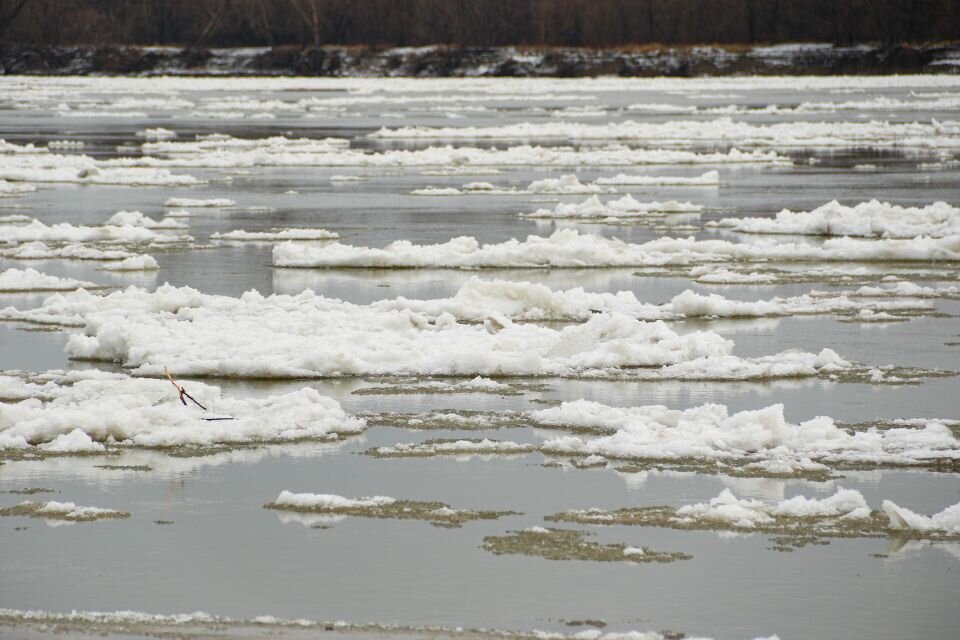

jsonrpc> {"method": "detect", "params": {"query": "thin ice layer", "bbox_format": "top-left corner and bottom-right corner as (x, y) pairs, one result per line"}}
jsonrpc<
(536, 400), (958, 471)
(0, 370), (364, 450)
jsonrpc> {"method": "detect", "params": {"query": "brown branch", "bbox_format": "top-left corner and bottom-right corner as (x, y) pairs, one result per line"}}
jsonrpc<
(164, 366), (208, 411)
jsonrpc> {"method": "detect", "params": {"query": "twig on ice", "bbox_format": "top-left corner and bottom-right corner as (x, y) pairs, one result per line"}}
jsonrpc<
(164, 366), (208, 411)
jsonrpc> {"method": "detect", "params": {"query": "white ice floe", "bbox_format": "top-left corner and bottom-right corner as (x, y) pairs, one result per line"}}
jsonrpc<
(710, 200), (960, 238)
(0, 142), (201, 186)
(674, 488), (871, 528)
(0, 370), (364, 450)
(0, 179), (36, 197)
(0, 284), (853, 380)
(104, 210), (188, 230)
(116, 134), (787, 168)
(210, 228), (339, 242)
(373, 277), (930, 322)
(0, 242), (147, 262)
(520, 195), (702, 219)
(0, 268), (97, 292)
(164, 197), (235, 208)
(691, 268), (779, 284)
(97, 255), (159, 271)
(136, 128), (177, 141)
(595, 170), (720, 186)
(369, 439), (536, 457)
(0, 217), (189, 245)
(270, 491), (395, 510)
(369, 118), (960, 149)
(536, 401), (958, 471)
(883, 500), (960, 534)
(272, 228), (960, 269)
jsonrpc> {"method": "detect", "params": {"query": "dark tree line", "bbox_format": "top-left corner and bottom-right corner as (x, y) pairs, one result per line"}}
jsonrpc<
(2, 0), (957, 48)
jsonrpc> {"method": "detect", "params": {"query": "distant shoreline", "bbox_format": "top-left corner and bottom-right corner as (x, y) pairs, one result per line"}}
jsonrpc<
(2, 42), (958, 77)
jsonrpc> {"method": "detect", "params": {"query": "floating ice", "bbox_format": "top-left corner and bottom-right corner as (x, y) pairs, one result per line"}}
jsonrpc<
(105, 210), (189, 230)
(369, 118), (960, 149)
(0, 500), (129, 522)
(536, 400), (958, 472)
(116, 133), (787, 168)
(97, 255), (160, 271)
(0, 217), (190, 245)
(136, 128), (177, 141)
(595, 170), (720, 186)
(883, 500), (960, 534)
(0, 370), (364, 451)
(0, 283), (860, 380)
(0, 242), (148, 262)
(0, 268), (97, 292)
(210, 228), (339, 242)
(520, 195), (702, 219)
(272, 228), (960, 269)
(710, 200), (960, 238)
(164, 197), (235, 208)
(0, 142), (201, 186)
(0, 179), (36, 197)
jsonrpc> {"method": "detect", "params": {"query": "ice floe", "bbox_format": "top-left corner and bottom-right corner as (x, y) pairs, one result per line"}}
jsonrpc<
(0, 500), (129, 522)
(595, 170), (720, 186)
(210, 228), (339, 242)
(536, 401), (958, 474)
(272, 228), (960, 269)
(0, 179), (36, 197)
(0, 268), (97, 292)
(0, 370), (364, 452)
(710, 200), (960, 238)
(163, 197), (235, 208)
(0, 284), (870, 380)
(117, 134), (787, 168)
(369, 118), (960, 149)
(520, 195), (702, 219)
(0, 217), (190, 245)
(104, 211), (189, 230)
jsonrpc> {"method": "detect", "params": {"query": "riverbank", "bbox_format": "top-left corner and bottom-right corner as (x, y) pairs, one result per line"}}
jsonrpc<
(2, 42), (958, 77)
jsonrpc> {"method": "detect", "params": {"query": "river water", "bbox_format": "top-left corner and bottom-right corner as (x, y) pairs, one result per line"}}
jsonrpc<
(0, 75), (958, 640)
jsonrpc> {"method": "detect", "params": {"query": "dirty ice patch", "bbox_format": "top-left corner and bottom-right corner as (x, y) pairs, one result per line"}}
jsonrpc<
(536, 401), (958, 473)
(710, 200), (960, 238)
(0, 370), (364, 452)
(520, 195), (702, 219)
(0, 268), (98, 292)
(549, 489), (960, 549)
(265, 491), (514, 527)
(0, 500), (129, 522)
(272, 228), (960, 269)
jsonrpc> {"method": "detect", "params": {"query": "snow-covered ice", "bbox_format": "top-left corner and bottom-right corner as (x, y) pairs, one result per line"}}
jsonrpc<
(710, 200), (960, 238)
(536, 400), (958, 472)
(0, 370), (364, 451)
(0, 268), (97, 292)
